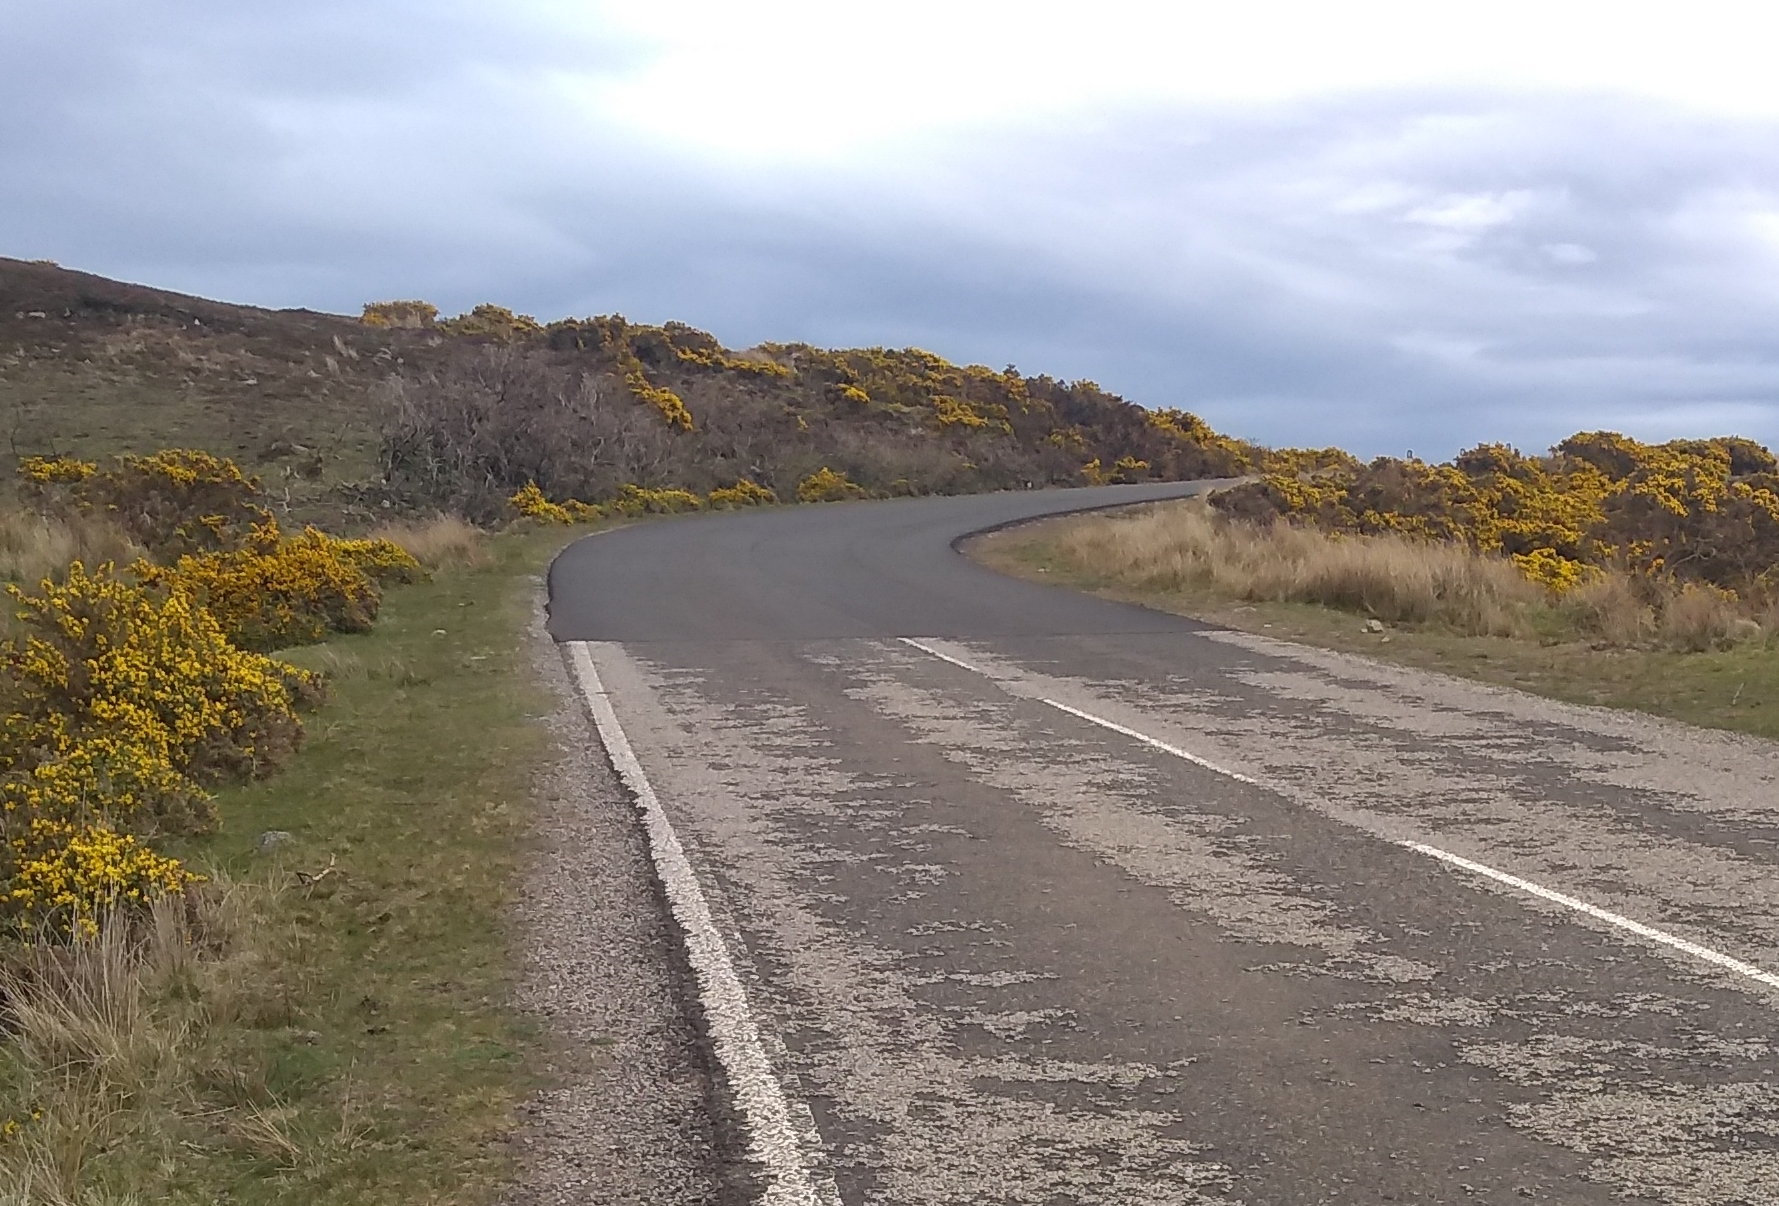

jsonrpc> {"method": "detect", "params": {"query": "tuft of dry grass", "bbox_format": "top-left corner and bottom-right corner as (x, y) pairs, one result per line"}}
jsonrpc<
(1020, 500), (1774, 652)
(1047, 502), (1546, 637)
(0, 878), (272, 1205)
(367, 514), (489, 571)
(0, 509), (142, 586)
(1657, 583), (1751, 653)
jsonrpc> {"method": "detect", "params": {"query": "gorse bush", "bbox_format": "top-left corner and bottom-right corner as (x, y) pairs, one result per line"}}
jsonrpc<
(137, 520), (413, 652)
(0, 561), (314, 934)
(22, 450), (272, 559)
(510, 478), (768, 522)
(707, 478), (777, 508)
(0, 448), (411, 940)
(378, 317), (1267, 518)
(509, 482), (599, 524)
(1214, 432), (1779, 596)
(797, 466), (866, 503)
(5, 819), (196, 940)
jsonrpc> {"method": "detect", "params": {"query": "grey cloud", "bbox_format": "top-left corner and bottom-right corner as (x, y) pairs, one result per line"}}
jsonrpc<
(4, 5), (1778, 457)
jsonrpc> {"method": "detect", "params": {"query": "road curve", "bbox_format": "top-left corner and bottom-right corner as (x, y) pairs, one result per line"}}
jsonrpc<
(548, 485), (1779, 1205)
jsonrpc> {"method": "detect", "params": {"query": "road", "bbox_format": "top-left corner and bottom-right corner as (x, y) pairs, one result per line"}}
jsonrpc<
(547, 484), (1779, 1205)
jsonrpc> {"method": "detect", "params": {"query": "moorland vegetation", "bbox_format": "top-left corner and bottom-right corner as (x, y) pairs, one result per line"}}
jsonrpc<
(1005, 432), (1779, 661)
(1, 257), (1294, 528)
(0, 448), (474, 1198)
(11, 256), (1779, 1198)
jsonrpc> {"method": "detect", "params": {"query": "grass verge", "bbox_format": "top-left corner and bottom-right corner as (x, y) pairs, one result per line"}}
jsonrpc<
(972, 505), (1779, 742)
(0, 521), (600, 1204)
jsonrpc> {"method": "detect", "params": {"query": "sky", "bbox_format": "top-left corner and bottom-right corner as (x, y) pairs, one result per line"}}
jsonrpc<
(5, 1), (1779, 456)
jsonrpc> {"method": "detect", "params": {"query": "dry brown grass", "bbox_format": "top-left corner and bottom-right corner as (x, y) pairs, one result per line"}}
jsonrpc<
(0, 509), (142, 587)
(1035, 500), (1772, 651)
(1049, 502), (1545, 636)
(0, 879), (263, 1204)
(367, 514), (489, 571)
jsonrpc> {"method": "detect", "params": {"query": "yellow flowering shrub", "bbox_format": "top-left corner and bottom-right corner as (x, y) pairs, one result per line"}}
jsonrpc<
(138, 520), (386, 652)
(933, 395), (993, 430)
(0, 557), (317, 936)
(0, 446), (441, 940)
(331, 535), (426, 585)
(797, 467), (867, 503)
(18, 455), (96, 484)
(1214, 432), (1779, 594)
(1, 561), (308, 808)
(4, 818), (198, 938)
(1512, 547), (1595, 593)
(438, 303), (544, 341)
(610, 484), (703, 516)
(20, 449), (271, 558)
(509, 483), (602, 524)
(626, 372), (696, 430)
(360, 299), (439, 329)
(707, 479), (777, 508)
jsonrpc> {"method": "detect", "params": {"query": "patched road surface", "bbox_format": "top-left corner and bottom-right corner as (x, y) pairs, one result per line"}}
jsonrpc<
(547, 485), (1779, 1205)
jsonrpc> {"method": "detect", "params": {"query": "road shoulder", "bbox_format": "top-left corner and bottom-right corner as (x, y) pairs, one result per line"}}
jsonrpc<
(502, 599), (726, 1206)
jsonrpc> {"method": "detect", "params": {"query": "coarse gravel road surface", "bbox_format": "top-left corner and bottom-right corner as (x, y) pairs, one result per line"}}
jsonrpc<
(543, 483), (1779, 1205)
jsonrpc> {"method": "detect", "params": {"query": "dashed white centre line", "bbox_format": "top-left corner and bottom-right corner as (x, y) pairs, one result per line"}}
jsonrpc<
(898, 636), (1779, 998)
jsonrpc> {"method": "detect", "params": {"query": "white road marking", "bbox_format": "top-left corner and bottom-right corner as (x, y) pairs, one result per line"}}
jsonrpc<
(896, 638), (985, 675)
(897, 636), (1779, 998)
(566, 641), (832, 1206)
(1402, 842), (1779, 991)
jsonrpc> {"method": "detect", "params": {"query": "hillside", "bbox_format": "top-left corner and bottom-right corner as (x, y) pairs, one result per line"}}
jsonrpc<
(0, 257), (1272, 524)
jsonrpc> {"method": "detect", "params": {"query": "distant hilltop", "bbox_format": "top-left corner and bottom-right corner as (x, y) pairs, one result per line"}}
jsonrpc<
(0, 256), (1314, 524)
(5, 256), (1775, 605)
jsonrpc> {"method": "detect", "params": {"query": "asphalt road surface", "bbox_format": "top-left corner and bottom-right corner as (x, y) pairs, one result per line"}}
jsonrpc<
(548, 484), (1779, 1205)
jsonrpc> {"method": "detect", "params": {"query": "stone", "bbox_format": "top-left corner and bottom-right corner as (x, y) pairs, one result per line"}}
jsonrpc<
(1365, 618), (1385, 634)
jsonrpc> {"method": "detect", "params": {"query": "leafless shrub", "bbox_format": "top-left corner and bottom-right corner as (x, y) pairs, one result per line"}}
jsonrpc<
(377, 345), (701, 521)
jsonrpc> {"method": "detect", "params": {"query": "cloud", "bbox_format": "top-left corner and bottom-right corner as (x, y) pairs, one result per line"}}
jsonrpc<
(3, 4), (1779, 457)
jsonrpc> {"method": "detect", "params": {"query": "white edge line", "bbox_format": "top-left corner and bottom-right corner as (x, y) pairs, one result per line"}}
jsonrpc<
(898, 637), (1779, 997)
(566, 641), (826, 1206)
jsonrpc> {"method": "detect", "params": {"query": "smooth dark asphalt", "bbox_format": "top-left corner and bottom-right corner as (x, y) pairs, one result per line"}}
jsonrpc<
(548, 486), (1779, 1206)
(546, 482), (1221, 642)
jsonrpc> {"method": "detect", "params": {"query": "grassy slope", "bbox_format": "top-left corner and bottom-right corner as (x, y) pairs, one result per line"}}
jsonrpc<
(0, 258), (403, 525)
(0, 257), (1256, 530)
(111, 525), (587, 1203)
(973, 517), (1779, 742)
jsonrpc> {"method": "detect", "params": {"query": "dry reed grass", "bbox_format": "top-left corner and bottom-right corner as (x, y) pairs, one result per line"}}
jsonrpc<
(1047, 501), (1771, 650)
(0, 877), (265, 1204)
(1053, 503), (1544, 636)
(368, 514), (488, 570)
(0, 509), (141, 587)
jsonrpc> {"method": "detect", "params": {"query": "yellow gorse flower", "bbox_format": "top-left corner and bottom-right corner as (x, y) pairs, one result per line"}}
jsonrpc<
(1, 446), (348, 938)
(1218, 432), (1779, 595)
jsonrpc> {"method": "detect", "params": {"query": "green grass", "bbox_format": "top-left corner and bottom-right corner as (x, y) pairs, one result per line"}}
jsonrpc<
(973, 520), (1779, 742)
(0, 523), (599, 1204)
